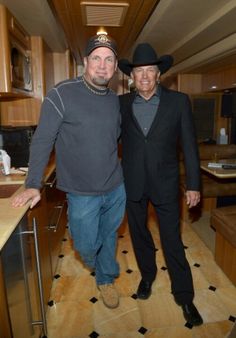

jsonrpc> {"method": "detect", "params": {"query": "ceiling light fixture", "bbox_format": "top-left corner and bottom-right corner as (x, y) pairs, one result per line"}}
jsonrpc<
(97, 28), (108, 35)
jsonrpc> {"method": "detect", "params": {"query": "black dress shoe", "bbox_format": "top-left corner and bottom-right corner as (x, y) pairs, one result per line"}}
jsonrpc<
(137, 280), (152, 299)
(182, 303), (203, 326)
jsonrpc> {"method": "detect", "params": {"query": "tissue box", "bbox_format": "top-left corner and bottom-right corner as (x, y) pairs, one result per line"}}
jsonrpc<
(217, 135), (228, 144)
(0, 150), (11, 175)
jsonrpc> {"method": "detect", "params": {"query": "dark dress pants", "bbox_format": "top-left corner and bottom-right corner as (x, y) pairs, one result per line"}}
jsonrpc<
(126, 196), (194, 305)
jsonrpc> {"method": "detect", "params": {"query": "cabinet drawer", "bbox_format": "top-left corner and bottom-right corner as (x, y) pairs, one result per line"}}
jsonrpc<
(48, 200), (67, 275)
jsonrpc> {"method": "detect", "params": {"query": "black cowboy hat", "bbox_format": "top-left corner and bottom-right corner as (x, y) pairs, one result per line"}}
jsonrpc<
(118, 43), (173, 76)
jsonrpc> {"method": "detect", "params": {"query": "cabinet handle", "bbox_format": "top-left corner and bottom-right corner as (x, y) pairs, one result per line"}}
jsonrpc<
(44, 176), (57, 188)
(19, 222), (35, 336)
(32, 217), (48, 336)
(20, 218), (47, 336)
(48, 203), (64, 232)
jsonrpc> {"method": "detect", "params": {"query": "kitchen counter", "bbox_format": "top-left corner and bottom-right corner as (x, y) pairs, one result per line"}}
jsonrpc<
(0, 157), (56, 250)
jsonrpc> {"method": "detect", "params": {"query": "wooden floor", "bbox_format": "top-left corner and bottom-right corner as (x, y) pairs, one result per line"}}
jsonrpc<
(46, 210), (236, 338)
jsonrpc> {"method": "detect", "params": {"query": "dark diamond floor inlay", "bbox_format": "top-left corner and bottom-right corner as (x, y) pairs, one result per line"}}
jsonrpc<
(131, 293), (138, 300)
(229, 315), (236, 322)
(46, 210), (236, 337)
(89, 331), (99, 338)
(90, 297), (98, 304)
(138, 326), (147, 334)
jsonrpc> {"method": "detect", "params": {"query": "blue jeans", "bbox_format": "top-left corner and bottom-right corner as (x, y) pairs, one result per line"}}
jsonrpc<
(67, 183), (126, 285)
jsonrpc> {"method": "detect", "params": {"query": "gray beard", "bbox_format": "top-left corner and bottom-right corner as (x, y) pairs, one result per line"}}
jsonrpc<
(92, 76), (109, 87)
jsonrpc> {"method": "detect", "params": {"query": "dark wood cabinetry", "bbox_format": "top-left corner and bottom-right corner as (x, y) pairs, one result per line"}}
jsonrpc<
(27, 188), (52, 307)
(0, 36), (54, 126)
(0, 182), (67, 338)
(0, 4), (76, 127)
(1, 215), (45, 337)
(0, 258), (12, 338)
(0, 4), (32, 98)
(45, 172), (67, 275)
(28, 175), (67, 304)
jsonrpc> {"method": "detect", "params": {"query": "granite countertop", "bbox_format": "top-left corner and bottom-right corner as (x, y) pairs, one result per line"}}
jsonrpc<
(0, 158), (55, 250)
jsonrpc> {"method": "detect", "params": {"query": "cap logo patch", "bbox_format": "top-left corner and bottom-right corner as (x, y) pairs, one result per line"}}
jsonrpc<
(97, 34), (109, 43)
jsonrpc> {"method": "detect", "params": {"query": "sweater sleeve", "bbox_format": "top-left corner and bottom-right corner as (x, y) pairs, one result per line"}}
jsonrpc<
(25, 88), (64, 189)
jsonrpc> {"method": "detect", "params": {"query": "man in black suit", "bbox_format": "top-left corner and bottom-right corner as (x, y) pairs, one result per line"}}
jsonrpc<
(119, 43), (203, 326)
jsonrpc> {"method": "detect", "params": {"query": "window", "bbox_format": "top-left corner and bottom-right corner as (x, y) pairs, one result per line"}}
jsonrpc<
(191, 95), (218, 142)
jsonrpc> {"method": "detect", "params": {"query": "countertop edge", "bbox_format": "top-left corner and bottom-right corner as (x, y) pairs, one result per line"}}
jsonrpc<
(0, 160), (56, 251)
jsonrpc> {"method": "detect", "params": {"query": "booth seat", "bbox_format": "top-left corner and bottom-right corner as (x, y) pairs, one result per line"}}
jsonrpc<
(211, 205), (236, 286)
(180, 144), (236, 221)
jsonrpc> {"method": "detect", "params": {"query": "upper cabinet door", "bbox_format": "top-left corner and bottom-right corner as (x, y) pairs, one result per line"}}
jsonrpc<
(0, 4), (32, 99)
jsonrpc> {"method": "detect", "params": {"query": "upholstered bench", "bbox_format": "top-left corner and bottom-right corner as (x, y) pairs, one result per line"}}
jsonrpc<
(179, 144), (236, 221)
(211, 206), (236, 286)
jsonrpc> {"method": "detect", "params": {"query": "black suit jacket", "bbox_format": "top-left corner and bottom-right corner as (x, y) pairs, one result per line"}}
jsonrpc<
(119, 85), (200, 203)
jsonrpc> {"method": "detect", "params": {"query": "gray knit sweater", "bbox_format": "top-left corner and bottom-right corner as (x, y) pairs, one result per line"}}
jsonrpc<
(26, 76), (123, 195)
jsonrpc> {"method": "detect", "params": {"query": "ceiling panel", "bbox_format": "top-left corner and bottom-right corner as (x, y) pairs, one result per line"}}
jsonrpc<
(48, 0), (160, 64)
(1, 0), (236, 75)
(135, 0), (236, 74)
(170, 6), (236, 65)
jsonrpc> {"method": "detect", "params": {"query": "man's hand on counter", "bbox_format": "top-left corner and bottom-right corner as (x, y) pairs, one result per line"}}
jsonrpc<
(11, 188), (41, 209)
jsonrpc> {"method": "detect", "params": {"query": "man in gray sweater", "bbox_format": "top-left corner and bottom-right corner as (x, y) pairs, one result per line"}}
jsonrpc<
(12, 34), (126, 309)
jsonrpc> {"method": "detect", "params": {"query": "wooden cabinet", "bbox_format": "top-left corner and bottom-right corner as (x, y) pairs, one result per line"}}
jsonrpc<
(177, 73), (203, 94)
(26, 182), (67, 329)
(175, 67), (236, 94)
(27, 187), (52, 306)
(0, 5), (11, 94)
(0, 36), (54, 126)
(202, 65), (236, 92)
(28, 176), (67, 301)
(48, 197), (67, 275)
(53, 49), (77, 85)
(0, 4), (32, 98)
(0, 258), (12, 338)
(1, 215), (44, 337)
(44, 171), (67, 275)
(0, 3), (76, 126)
(31, 36), (54, 100)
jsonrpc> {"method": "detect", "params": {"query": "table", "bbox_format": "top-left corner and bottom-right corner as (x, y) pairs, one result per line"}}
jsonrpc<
(201, 159), (236, 178)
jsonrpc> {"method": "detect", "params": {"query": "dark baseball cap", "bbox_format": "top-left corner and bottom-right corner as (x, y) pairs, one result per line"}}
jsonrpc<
(85, 34), (117, 56)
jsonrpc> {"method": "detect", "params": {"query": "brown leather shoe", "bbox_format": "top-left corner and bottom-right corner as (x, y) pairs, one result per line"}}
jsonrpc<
(98, 284), (119, 309)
